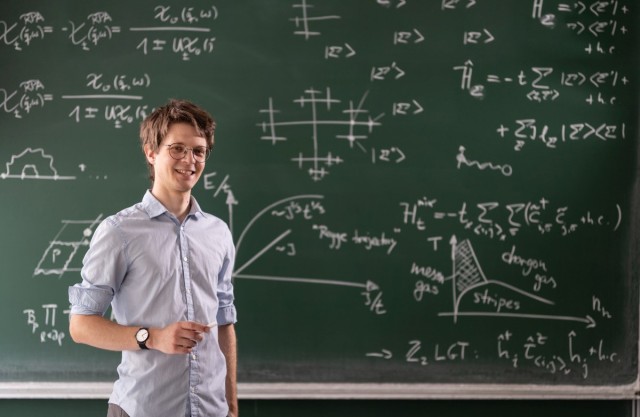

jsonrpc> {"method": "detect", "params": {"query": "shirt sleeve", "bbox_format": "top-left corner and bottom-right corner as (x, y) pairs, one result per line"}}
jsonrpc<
(68, 218), (128, 316)
(216, 227), (237, 325)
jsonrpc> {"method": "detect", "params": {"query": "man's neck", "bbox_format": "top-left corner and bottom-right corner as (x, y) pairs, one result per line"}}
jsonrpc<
(150, 188), (192, 222)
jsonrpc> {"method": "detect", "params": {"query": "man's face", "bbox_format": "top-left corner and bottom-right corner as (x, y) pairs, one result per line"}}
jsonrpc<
(147, 122), (208, 195)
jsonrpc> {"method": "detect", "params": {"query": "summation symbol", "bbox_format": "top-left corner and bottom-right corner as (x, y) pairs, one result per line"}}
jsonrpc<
(258, 87), (384, 181)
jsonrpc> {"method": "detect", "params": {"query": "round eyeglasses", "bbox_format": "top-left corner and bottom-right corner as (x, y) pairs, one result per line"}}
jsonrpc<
(164, 143), (211, 163)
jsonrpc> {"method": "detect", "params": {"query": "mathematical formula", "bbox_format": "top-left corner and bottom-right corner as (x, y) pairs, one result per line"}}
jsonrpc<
(366, 327), (619, 380)
(1, 6), (218, 60)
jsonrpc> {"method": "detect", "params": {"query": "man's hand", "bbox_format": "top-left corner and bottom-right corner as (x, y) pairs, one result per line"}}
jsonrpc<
(148, 321), (210, 354)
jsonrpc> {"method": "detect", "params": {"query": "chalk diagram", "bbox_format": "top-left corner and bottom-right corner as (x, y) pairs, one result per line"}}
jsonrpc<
(290, 0), (340, 40)
(33, 215), (103, 277)
(437, 237), (596, 328)
(231, 194), (385, 313)
(32, 195), (382, 312)
(258, 87), (384, 181)
(1, 148), (76, 180)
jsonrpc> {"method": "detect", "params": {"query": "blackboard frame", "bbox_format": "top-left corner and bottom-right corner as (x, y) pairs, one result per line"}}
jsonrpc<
(1, 0), (638, 396)
(0, 382), (638, 399)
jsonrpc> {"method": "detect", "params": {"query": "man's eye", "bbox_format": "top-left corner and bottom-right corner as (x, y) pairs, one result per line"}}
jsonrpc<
(194, 148), (206, 157)
(172, 145), (186, 153)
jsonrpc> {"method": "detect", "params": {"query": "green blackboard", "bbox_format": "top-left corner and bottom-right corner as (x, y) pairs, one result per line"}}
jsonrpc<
(0, 0), (638, 396)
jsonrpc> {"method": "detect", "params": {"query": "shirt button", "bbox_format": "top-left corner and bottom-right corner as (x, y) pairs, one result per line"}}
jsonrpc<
(191, 387), (196, 393)
(192, 353), (197, 360)
(183, 256), (188, 262)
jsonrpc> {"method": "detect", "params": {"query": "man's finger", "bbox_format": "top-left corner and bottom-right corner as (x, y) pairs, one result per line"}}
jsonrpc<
(181, 321), (210, 333)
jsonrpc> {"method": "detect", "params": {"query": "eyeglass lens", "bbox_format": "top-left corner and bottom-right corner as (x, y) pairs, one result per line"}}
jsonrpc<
(167, 144), (209, 162)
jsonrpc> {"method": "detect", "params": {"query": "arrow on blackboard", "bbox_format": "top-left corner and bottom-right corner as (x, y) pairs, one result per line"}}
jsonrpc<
(226, 190), (238, 236)
(233, 273), (377, 290)
(366, 349), (392, 359)
(438, 311), (597, 328)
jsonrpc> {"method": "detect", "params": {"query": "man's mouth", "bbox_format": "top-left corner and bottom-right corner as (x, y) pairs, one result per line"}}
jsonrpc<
(176, 169), (195, 175)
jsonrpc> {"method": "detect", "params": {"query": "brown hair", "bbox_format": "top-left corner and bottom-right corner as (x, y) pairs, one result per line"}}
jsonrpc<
(139, 99), (216, 183)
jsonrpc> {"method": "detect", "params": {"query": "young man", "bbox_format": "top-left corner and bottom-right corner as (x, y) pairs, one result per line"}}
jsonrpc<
(68, 99), (238, 417)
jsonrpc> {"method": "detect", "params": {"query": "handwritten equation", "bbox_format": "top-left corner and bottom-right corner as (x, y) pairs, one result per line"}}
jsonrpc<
(454, 60), (630, 102)
(1, 5), (218, 60)
(398, 196), (622, 241)
(2, 73), (152, 127)
(23, 304), (68, 347)
(495, 119), (626, 150)
(366, 327), (618, 380)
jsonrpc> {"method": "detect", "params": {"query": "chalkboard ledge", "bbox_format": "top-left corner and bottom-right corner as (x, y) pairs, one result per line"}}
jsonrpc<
(0, 382), (638, 400)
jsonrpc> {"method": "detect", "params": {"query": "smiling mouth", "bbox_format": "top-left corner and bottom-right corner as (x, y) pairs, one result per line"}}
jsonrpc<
(176, 169), (195, 175)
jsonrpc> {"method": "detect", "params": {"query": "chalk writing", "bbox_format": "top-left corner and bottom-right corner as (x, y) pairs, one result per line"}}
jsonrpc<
(497, 329), (619, 379)
(153, 5), (219, 24)
(1, 79), (53, 118)
(2, 5), (219, 59)
(394, 28), (425, 44)
(62, 12), (120, 50)
(23, 304), (69, 347)
(463, 28), (495, 45)
(0, 12), (52, 50)
(136, 35), (216, 60)
(362, 281), (387, 315)
(400, 196), (622, 240)
(455, 59), (629, 102)
(366, 327), (616, 381)
(312, 224), (399, 254)
(377, 0), (408, 9)
(324, 42), (356, 59)
(371, 147), (406, 164)
(86, 72), (151, 93)
(371, 62), (406, 81)
(496, 119), (626, 150)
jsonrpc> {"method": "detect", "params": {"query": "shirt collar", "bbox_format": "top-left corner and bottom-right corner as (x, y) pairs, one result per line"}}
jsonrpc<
(142, 190), (205, 219)
(188, 195), (205, 218)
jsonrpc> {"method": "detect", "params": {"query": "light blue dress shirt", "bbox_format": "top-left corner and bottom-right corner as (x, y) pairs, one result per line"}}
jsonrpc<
(69, 191), (236, 417)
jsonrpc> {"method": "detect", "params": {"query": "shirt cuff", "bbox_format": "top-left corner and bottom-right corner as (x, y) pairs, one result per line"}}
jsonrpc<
(68, 285), (113, 316)
(216, 304), (237, 325)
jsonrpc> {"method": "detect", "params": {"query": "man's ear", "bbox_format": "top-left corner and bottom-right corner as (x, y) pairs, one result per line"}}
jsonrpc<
(144, 144), (156, 164)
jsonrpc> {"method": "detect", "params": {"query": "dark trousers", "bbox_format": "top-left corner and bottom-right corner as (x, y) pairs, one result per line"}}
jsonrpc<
(107, 403), (130, 417)
(107, 401), (231, 417)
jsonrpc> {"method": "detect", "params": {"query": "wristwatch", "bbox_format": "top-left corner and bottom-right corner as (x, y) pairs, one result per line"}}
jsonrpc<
(135, 327), (149, 350)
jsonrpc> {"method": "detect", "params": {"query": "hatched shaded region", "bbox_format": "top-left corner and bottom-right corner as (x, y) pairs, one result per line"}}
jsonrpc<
(454, 239), (488, 294)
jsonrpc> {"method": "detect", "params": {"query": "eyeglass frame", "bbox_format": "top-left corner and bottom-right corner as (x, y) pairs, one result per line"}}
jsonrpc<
(164, 143), (211, 163)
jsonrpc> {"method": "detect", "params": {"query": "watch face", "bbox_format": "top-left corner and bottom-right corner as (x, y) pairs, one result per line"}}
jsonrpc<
(136, 328), (149, 342)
